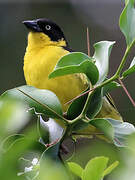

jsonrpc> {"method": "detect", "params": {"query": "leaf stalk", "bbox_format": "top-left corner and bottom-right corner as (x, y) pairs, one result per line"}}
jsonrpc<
(115, 39), (135, 76)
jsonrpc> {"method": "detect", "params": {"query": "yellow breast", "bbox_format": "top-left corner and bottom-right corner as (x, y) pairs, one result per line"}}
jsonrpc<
(23, 32), (87, 111)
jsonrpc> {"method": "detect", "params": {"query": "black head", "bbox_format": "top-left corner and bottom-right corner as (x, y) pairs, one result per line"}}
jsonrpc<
(23, 18), (67, 42)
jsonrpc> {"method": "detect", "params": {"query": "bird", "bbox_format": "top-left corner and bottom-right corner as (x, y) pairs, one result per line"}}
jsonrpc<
(23, 18), (122, 134)
(23, 18), (88, 112)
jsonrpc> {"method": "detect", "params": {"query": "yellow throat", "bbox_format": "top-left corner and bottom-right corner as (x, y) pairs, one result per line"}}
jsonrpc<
(23, 32), (87, 111)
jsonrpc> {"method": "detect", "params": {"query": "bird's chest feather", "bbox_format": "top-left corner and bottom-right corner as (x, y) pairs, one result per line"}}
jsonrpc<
(24, 46), (67, 84)
(23, 46), (87, 111)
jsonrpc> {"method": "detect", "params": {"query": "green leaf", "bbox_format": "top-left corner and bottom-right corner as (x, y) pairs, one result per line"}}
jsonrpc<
(67, 88), (103, 120)
(40, 147), (70, 180)
(67, 89), (88, 120)
(38, 116), (49, 145)
(40, 142), (61, 162)
(39, 133), (63, 167)
(89, 118), (135, 146)
(67, 88), (103, 132)
(0, 85), (63, 119)
(103, 161), (119, 177)
(82, 156), (109, 180)
(68, 162), (83, 178)
(49, 52), (99, 85)
(0, 98), (30, 135)
(119, 0), (135, 46)
(93, 41), (115, 84)
(89, 118), (114, 141)
(39, 117), (66, 162)
(103, 81), (121, 96)
(39, 136), (66, 173)
(107, 119), (135, 147)
(86, 88), (103, 119)
(122, 57), (135, 77)
(1, 134), (24, 152)
(38, 116), (65, 145)
(71, 119), (89, 132)
(0, 126), (40, 179)
(125, 0), (129, 5)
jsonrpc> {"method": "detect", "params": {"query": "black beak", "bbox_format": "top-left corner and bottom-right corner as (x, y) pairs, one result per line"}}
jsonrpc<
(22, 20), (42, 32)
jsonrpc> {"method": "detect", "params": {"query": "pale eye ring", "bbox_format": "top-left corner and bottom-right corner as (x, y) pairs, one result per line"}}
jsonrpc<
(45, 25), (51, 30)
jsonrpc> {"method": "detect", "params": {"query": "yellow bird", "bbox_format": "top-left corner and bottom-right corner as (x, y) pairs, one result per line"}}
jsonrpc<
(23, 18), (122, 128)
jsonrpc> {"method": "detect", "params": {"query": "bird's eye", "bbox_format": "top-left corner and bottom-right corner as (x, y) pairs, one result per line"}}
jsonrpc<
(45, 25), (51, 30)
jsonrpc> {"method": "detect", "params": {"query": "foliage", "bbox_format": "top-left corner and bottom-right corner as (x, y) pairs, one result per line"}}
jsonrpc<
(68, 157), (119, 180)
(1, 0), (135, 179)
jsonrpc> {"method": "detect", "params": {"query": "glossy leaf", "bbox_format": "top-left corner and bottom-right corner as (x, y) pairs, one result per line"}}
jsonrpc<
(39, 119), (65, 162)
(38, 116), (49, 145)
(103, 81), (121, 96)
(89, 118), (135, 146)
(67, 88), (103, 120)
(119, 0), (135, 46)
(86, 88), (103, 119)
(71, 119), (89, 132)
(103, 161), (119, 177)
(68, 162), (83, 178)
(82, 156), (108, 180)
(0, 85), (63, 119)
(122, 57), (135, 77)
(93, 41), (115, 84)
(38, 116), (65, 145)
(107, 119), (135, 147)
(40, 133), (65, 165)
(49, 52), (99, 85)
(40, 143), (61, 162)
(89, 118), (114, 141)
(67, 89), (88, 120)
(72, 118), (135, 147)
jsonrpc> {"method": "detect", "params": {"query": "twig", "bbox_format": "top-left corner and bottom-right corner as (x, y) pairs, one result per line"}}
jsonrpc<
(72, 132), (104, 136)
(115, 39), (135, 76)
(114, 138), (123, 146)
(64, 87), (96, 105)
(118, 78), (135, 107)
(64, 28), (91, 106)
(65, 34), (135, 106)
(87, 27), (90, 57)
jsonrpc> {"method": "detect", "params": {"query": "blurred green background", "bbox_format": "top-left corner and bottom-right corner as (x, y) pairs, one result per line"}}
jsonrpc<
(0, 0), (135, 123)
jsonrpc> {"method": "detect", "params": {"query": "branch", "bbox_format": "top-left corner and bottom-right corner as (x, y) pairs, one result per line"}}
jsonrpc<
(118, 78), (135, 107)
(65, 39), (135, 106)
(87, 27), (90, 57)
(115, 39), (135, 76)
